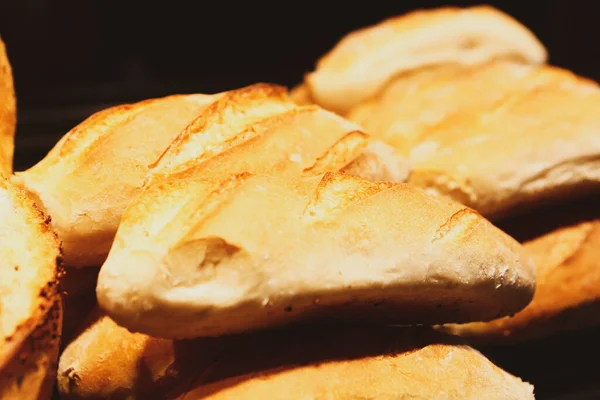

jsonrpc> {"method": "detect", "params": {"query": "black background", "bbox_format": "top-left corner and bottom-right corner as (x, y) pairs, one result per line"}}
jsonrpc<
(1, 1), (600, 170)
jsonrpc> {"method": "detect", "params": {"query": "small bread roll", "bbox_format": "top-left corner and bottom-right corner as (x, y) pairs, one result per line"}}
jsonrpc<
(441, 219), (600, 344)
(13, 92), (219, 268)
(350, 61), (600, 218)
(58, 318), (534, 400)
(0, 175), (62, 399)
(0, 37), (16, 175)
(297, 5), (546, 114)
(98, 172), (534, 339)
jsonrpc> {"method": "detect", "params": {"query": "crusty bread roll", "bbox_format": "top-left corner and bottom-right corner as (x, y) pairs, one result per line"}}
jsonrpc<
(294, 5), (546, 115)
(12, 92), (219, 268)
(0, 299), (62, 400)
(0, 37), (16, 176)
(98, 171), (534, 339)
(441, 219), (600, 344)
(58, 313), (534, 400)
(0, 175), (62, 399)
(350, 61), (600, 218)
(0, 175), (61, 369)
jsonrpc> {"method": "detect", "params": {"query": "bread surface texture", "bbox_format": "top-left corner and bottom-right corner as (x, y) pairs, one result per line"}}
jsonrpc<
(98, 170), (534, 339)
(13, 92), (218, 267)
(0, 299), (62, 400)
(441, 219), (600, 344)
(58, 319), (534, 400)
(350, 61), (600, 218)
(0, 38), (16, 175)
(298, 5), (546, 114)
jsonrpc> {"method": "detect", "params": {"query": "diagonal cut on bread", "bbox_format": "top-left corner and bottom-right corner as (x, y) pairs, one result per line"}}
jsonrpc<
(349, 61), (600, 219)
(440, 219), (600, 344)
(57, 312), (534, 400)
(0, 175), (62, 398)
(0, 37), (16, 176)
(98, 171), (534, 339)
(12, 93), (219, 268)
(293, 5), (546, 115)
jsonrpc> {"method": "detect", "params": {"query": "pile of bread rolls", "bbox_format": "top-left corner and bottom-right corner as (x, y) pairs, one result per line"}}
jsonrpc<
(0, 5), (598, 399)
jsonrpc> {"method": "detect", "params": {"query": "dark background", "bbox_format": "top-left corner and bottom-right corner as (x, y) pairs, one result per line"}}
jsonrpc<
(0, 0), (599, 170)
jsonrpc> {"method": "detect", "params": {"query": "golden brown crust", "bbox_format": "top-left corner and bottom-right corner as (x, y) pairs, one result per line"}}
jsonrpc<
(350, 61), (600, 218)
(441, 220), (600, 344)
(0, 297), (62, 400)
(98, 171), (534, 339)
(14, 93), (218, 268)
(301, 5), (546, 114)
(58, 318), (533, 400)
(0, 37), (16, 176)
(0, 175), (62, 371)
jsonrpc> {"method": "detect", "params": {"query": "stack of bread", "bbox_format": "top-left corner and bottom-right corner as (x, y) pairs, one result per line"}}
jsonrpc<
(0, 5), (598, 400)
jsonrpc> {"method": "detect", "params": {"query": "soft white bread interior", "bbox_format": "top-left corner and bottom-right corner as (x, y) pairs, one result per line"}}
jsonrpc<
(350, 61), (600, 218)
(297, 5), (546, 114)
(0, 175), (61, 369)
(441, 219), (600, 344)
(12, 93), (219, 268)
(0, 37), (16, 176)
(98, 171), (534, 339)
(58, 314), (534, 400)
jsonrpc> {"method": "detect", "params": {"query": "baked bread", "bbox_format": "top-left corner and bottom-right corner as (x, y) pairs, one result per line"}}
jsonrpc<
(58, 315), (534, 400)
(0, 37), (16, 175)
(0, 299), (62, 400)
(294, 5), (546, 115)
(13, 92), (219, 268)
(98, 171), (534, 339)
(441, 219), (600, 344)
(0, 175), (62, 398)
(350, 61), (600, 218)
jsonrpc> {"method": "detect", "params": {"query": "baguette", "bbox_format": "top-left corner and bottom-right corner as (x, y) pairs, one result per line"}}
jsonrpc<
(98, 171), (534, 339)
(350, 61), (600, 218)
(294, 5), (546, 114)
(13, 92), (219, 268)
(441, 220), (600, 344)
(58, 314), (534, 400)
(0, 37), (16, 175)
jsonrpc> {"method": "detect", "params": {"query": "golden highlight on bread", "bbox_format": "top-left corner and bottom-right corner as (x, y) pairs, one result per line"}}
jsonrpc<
(0, 37), (16, 176)
(350, 61), (600, 218)
(58, 315), (534, 400)
(13, 92), (219, 268)
(441, 220), (600, 344)
(296, 5), (546, 114)
(98, 171), (534, 339)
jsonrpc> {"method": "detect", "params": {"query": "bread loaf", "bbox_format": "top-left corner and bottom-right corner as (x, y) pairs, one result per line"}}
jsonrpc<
(441, 219), (600, 344)
(13, 92), (219, 268)
(0, 38), (16, 176)
(98, 171), (534, 339)
(294, 5), (546, 115)
(0, 175), (62, 399)
(57, 314), (534, 400)
(350, 61), (600, 218)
